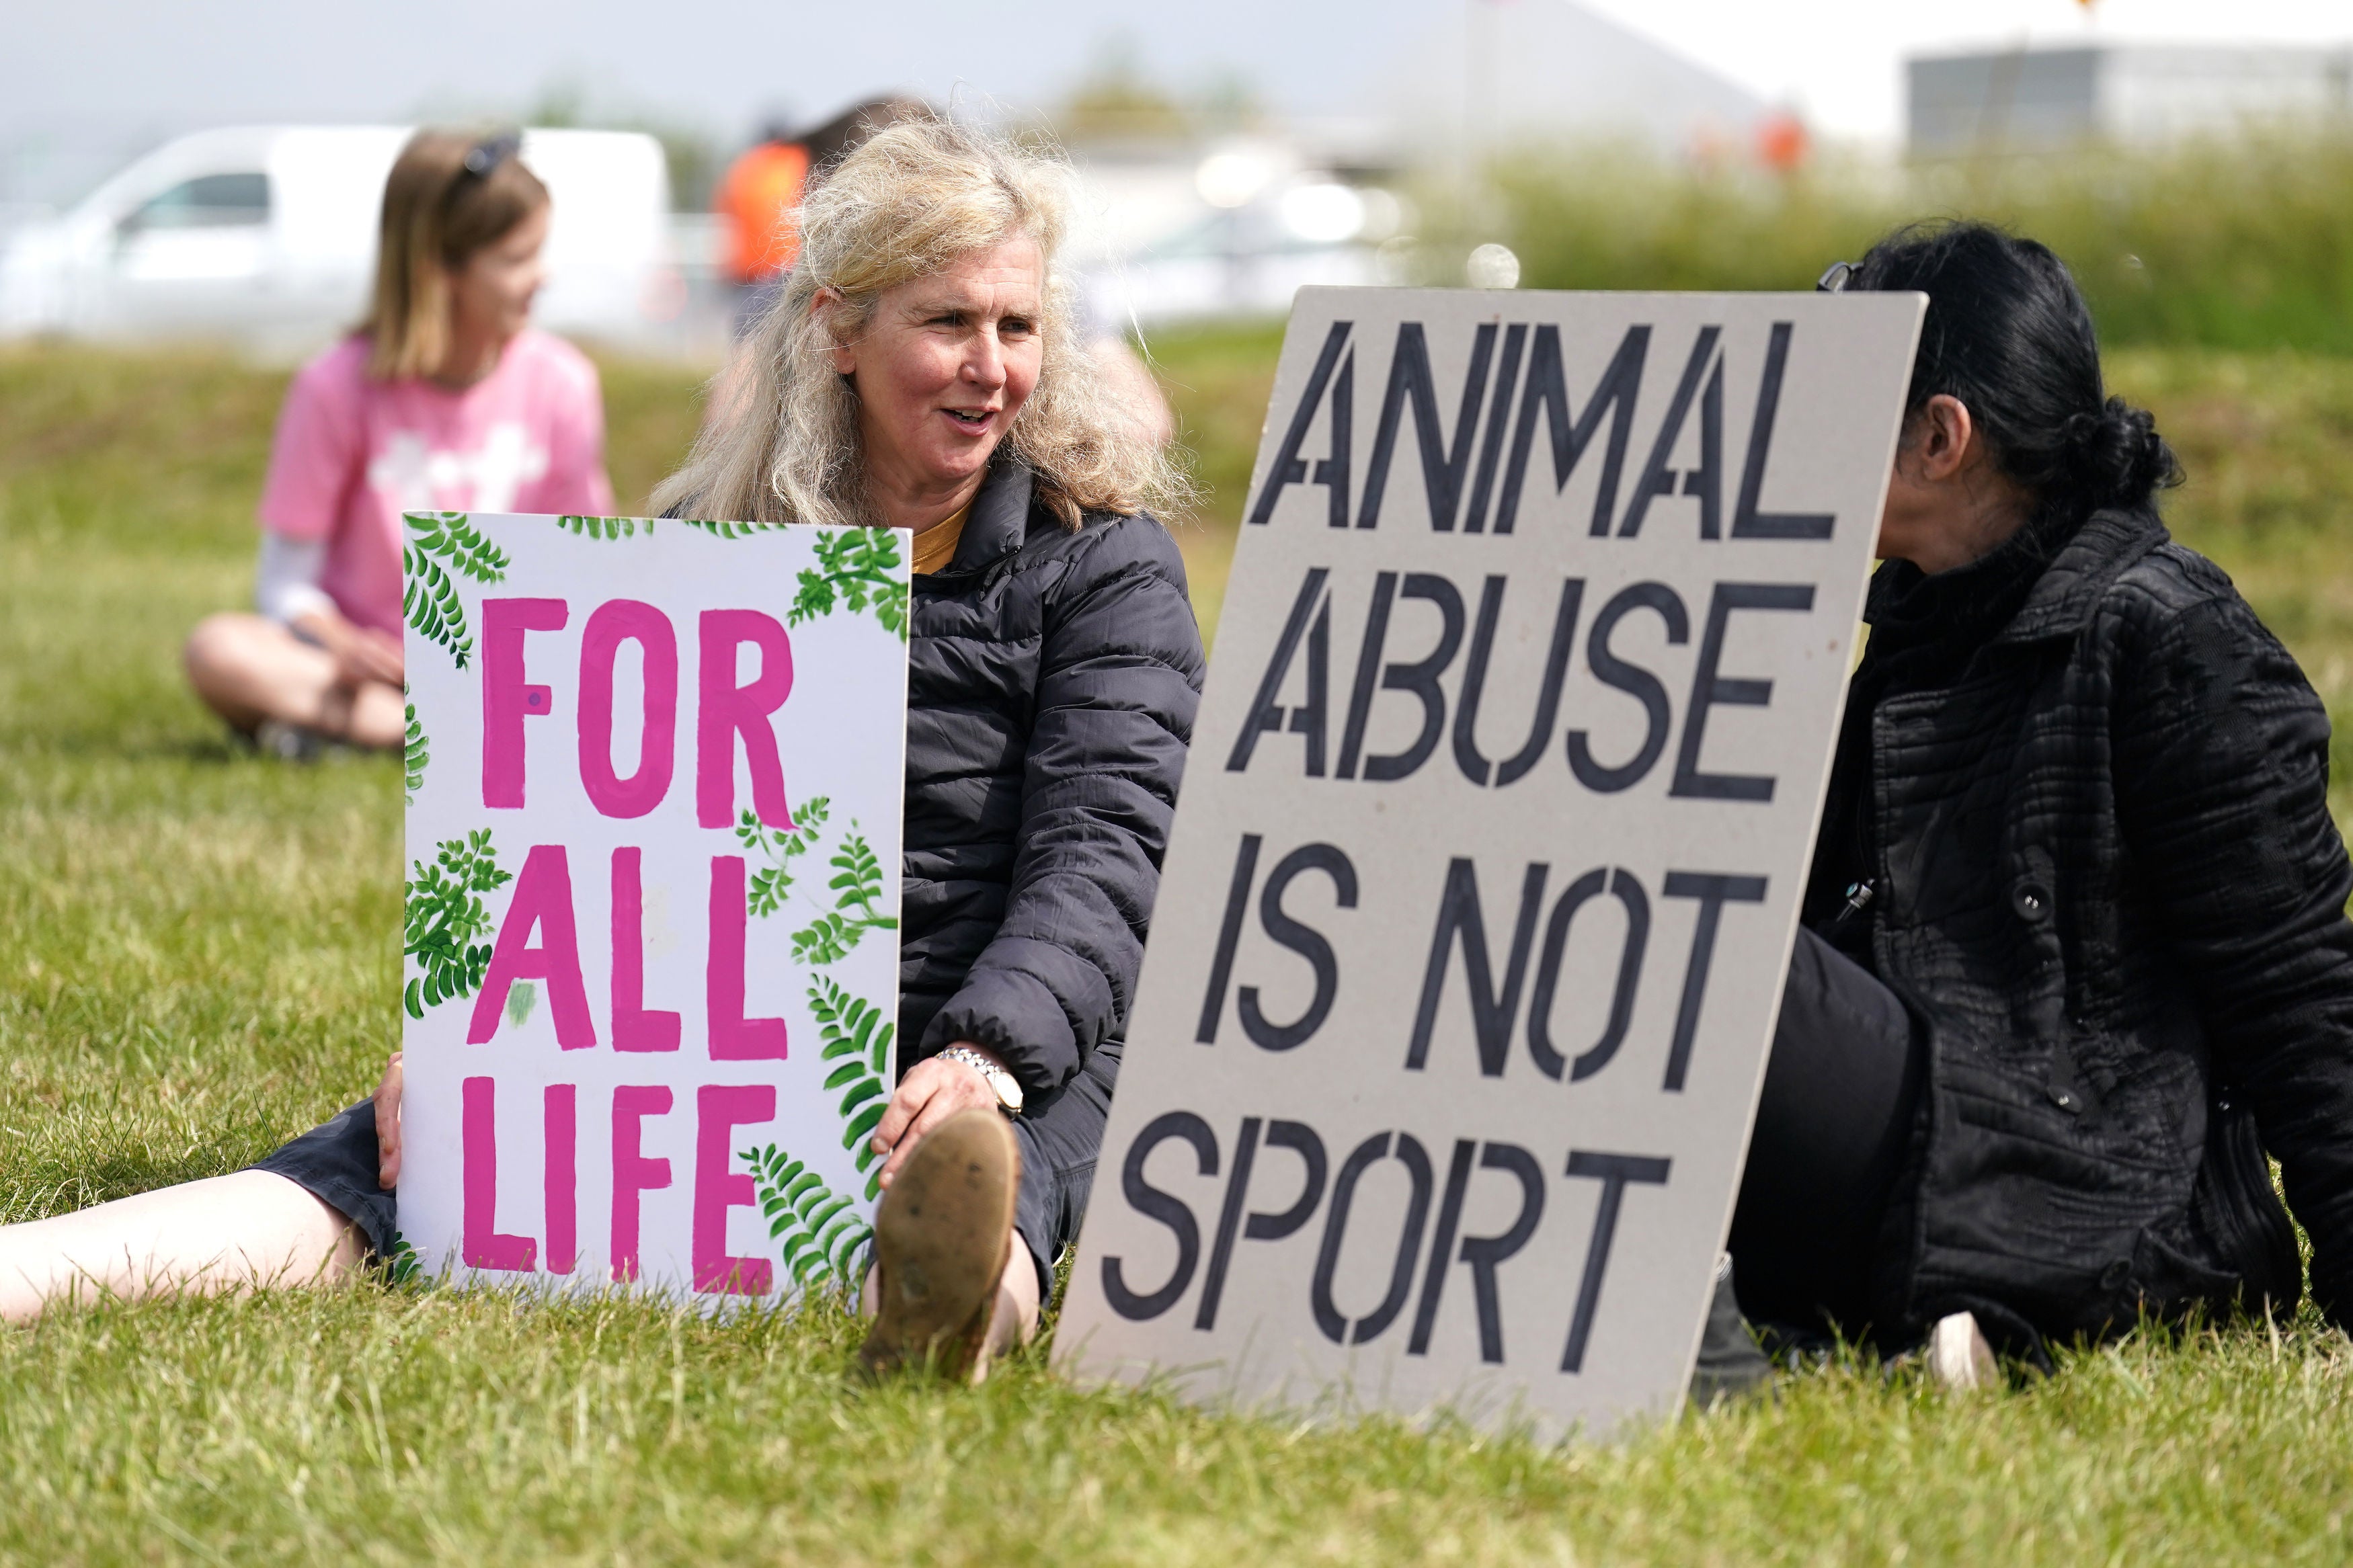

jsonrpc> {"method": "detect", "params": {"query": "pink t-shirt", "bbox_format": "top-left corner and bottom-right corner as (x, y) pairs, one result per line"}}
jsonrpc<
(257, 329), (616, 636)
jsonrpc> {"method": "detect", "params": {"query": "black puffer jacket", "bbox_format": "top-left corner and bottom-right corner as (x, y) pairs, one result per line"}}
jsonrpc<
(1817, 507), (2353, 1344)
(900, 462), (1204, 1093)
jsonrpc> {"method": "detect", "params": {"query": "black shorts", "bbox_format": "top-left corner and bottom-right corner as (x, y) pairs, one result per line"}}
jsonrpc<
(250, 1098), (399, 1256)
(250, 1043), (1122, 1296)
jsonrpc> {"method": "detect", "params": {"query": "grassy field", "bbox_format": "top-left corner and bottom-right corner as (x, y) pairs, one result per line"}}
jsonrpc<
(1480, 134), (2353, 354)
(3, 333), (2352, 1565)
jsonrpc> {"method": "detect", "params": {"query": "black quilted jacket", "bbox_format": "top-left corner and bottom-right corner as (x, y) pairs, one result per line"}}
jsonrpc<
(1811, 506), (2353, 1345)
(900, 462), (1204, 1093)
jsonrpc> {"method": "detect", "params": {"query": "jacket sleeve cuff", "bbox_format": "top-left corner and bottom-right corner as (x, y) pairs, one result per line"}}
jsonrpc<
(920, 966), (1081, 1095)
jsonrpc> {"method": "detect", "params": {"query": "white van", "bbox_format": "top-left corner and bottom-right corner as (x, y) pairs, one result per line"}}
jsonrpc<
(0, 126), (681, 353)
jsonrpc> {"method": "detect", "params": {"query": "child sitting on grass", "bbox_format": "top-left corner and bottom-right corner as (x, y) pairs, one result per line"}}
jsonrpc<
(183, 128), (614, 758)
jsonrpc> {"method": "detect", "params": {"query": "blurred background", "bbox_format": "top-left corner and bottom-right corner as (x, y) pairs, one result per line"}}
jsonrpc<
(3, 0), (2352, 662)
(6, 0), (2350, 356)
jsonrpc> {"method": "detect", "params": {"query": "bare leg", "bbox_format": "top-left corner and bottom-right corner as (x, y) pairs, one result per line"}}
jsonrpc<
(987, 1243), (1042, 1354)
(0, 1170), (362, 1325)
(183, 614), (404, 749)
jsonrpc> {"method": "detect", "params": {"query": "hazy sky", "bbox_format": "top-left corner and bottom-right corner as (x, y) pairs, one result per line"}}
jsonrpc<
(5, 0), (2348, 153)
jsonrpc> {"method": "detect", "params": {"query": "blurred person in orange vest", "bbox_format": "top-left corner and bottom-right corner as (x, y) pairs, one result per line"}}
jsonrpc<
(715, 98), (932, 337)
(713, 118), (810, 335)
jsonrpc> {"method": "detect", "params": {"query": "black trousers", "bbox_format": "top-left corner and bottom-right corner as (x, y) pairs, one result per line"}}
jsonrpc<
(1728, 927), (1925, 1335)
(253, 1042), (1121, 1298)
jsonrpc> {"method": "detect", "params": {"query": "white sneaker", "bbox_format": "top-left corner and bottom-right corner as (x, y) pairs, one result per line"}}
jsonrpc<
(1927, 1310), (1999, 1391)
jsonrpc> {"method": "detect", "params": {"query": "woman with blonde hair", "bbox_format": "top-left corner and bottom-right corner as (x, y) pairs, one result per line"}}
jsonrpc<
(184, 128), (614, 757)
(3, 118), (1203, 1385)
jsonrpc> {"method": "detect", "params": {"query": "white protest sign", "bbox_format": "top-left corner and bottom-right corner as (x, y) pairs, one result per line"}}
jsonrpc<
(1056, 288), (1922, 1438)
(399, 511), (908, 1303)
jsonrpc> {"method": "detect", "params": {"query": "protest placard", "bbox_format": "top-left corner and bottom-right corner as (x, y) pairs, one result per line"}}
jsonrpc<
(397, 511), (908, 1303)
(1055, 287), (1923, 1438)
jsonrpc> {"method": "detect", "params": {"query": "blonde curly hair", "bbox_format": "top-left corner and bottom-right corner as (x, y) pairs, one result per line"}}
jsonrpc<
(652, 117), (1189, 529)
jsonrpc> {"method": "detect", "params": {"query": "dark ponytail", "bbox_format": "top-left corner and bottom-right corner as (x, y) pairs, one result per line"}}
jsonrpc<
(1850, 221), (2182, 520)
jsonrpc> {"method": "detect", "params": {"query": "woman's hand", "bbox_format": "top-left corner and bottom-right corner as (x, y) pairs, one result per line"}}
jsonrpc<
(373, 1051), (404, 1190)
(870, 1042), (1011, 1188)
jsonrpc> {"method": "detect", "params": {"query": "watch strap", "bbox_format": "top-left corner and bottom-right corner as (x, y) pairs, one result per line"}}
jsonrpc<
(938, 1046), (1023, 1114)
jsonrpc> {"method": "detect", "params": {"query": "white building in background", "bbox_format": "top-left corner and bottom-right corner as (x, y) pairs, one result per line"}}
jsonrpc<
(1382, 0), (1767, 157)
(1909, 44), (2353, 156)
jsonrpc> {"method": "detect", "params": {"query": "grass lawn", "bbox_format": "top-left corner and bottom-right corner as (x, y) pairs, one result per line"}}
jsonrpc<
(3, 333), (2352, 1565)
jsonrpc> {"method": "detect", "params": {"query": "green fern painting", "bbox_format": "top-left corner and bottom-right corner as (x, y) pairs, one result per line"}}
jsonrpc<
(809, 975), (895, 1197)
(790, 822), (896, 964)
(401, 511), (510, 670)
(735, 797), (830, 917)
(740, 1145), (873, 1292)
(403, 829), (512, 1020)
(789, 527), (910, 641)
(733, 795), (898, 961)
(555, 514), (647, 539)
(728, 976), (895, 1292)
(403, 701), (428, 802)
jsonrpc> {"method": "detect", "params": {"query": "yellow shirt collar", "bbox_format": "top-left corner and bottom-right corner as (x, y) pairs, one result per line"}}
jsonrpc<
(910, 500), (973, 577)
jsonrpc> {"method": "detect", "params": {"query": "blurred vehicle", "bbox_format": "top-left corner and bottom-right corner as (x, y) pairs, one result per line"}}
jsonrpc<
(1069, 140), (1396, 327)
(0, 126), (680, 354)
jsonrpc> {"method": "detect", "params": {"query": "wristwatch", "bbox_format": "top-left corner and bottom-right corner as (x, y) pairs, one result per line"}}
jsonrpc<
(938, 1046), (1025, 1115)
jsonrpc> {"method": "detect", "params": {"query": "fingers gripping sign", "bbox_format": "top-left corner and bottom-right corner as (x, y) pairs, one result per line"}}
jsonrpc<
(374, 1051), (405, 1190)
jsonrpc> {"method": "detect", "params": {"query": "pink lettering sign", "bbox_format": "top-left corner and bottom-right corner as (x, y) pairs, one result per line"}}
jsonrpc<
(400, 511), (907, 1306)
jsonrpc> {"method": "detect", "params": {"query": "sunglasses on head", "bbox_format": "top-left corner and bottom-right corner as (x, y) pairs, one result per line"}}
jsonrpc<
(1817, 261), (1859, 293)
(459, 131), (522, 179)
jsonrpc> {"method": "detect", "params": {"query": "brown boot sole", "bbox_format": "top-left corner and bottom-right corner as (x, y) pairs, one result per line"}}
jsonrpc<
(859, 1108), (1019, 1383)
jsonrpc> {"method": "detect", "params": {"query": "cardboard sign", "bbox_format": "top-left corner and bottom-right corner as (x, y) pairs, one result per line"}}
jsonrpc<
(398, 511), (908, 1303)
(1055, 288), (1923, 1438)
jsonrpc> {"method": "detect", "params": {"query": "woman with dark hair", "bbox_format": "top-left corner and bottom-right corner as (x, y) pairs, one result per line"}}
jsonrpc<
(1710, 221), (2353, 1388)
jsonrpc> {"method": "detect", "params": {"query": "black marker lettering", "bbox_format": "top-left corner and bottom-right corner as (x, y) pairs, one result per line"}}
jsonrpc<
(1567, 582), (1688, 793)
(1616, 325), (1722, 539)
(1238, 843), (1359, 1052)
(1193, 1116), (1263, 1331)
(1461, 322), (1529, 535)
(1455, 1143), (1547, 1363)
(1247, 322), (1354, 530)
(1730, 321), (1834, 539)
(1559, 1150), (1671, 1374)
(1310, 1131), (1435, 1346)
(1101, 1111), (1218, 1321)
(1195, 834), (1262, 1044)
(1525, 866), (1650, 1083)
(1660, 872), (1769, 1091)
(1361, 572), (1466, 782)
(1226, 568), (1330, 774)
(1357, 323), (1497, 531)
(1670, 582), (1814, 802)
(1245, 1121), (1329, 1241)
(1407, 858), (1548, 1075)
(1450, 575), (1511, 786)
(1406, 1139), (1478, 1355)
(1494, 323), (1649, 536)
(1333, 572), (1398, 780)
